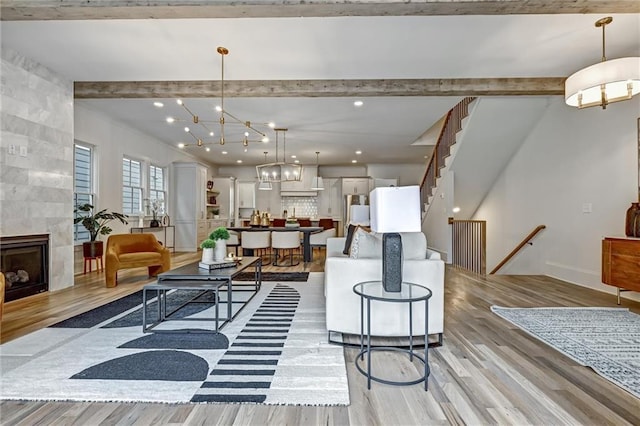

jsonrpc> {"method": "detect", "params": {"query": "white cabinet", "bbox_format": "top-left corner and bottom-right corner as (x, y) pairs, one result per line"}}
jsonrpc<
(280, 166), (318, 195)
(172, 162), (208, 251)
(342, 177), (371, 195)
(317, 178), (342, 219)
(238, 181), (256, 209)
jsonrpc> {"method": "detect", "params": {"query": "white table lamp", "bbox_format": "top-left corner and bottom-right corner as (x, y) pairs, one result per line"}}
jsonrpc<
(370, 185), (422, 292)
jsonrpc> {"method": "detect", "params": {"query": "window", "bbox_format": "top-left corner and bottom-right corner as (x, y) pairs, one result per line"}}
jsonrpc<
(149, 164), (166, 215)
(74, 143), (93, 242)
(122, 157), (142, 216)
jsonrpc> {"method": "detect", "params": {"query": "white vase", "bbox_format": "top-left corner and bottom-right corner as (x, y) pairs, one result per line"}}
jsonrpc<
(214, 240), (227, 261)
(201, 247), (214, 264)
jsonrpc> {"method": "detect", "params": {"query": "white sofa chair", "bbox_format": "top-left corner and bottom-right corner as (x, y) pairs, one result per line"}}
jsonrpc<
(324, 232), (444, 345)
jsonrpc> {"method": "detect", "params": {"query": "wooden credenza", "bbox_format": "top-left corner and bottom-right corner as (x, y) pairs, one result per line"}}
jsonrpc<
(602, 237), (640, 303)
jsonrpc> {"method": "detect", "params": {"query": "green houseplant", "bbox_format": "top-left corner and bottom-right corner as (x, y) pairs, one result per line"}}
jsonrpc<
(209, 227), (230, 261)
(74, 203), (128, 258)
(200, 238), (216, 263)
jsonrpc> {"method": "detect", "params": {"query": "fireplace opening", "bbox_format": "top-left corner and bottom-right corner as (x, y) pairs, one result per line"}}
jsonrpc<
(1, 234), (49, 302)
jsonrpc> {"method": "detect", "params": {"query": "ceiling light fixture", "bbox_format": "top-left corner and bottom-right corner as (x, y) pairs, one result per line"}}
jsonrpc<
(154, 101), (164, 108)
(258, 152), (273, 191)
(354, 100), (364, 107)
(565, 17), (640, 109)
(310, 151), (325, 190)
(168, 47), (272, 148)
(255, 128), (303, 183)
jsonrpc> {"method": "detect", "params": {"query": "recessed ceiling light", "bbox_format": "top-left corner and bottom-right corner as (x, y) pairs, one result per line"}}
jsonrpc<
(176, 99), (183, 105)
(262, 137), (269, 143)
(452, 207), (461, 213)
(205, 147), (211, 152)
(244, 131), (249, 137)
(291, 155), (296, 159)
(355, 150), (362, 155)
(209, 131), (214, 136)
(354, 100), (364, 107)
(178, 143), (185, 148)
(222, 151), (228, 155)
(184, 127), (190, 132)
(244, 148), (248, 153)
(153, 101), (164, 108)
(352, 160), (357, 163)
(294, 160), (300, 164)
(215, 105), (222, 112)
(166, 117), (175, 123)
(237, 160), (243, 163)
(268, 122), (276, 128)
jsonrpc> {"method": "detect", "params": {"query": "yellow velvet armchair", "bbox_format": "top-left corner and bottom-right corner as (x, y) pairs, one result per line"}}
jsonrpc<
(105, 233), (171, 288)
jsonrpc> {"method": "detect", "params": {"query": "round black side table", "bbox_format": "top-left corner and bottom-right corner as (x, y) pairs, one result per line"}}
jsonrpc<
(353, 281), (432, 391)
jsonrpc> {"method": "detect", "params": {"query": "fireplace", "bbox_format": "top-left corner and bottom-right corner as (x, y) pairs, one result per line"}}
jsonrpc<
(1, 234), (49, 302)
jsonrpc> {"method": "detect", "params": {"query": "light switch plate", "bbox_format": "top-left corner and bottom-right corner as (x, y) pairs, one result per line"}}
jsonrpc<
(582, 203), (592, 213)
(19, 146), (27, 157)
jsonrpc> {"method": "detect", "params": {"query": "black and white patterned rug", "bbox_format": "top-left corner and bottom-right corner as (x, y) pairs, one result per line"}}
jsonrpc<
(492, 306), (640, 399)
(0, 273), (349, 405)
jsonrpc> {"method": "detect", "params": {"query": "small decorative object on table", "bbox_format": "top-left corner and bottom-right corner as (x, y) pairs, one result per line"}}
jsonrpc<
(148, 198), (164, 228)
(625, 202), (640, 237)
(209, 226), (230, 261)
(207, 180), (214, 190)
(198, 260), (236, 270)
(200, 239), (216, 263)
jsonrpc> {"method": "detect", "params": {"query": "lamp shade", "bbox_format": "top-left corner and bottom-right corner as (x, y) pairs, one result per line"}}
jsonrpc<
(370, 186), (421, 233)
(565, 57), (640, 108)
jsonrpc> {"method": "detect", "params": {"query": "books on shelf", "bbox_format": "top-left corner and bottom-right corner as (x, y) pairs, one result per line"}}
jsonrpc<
(198, 260), (236, 270)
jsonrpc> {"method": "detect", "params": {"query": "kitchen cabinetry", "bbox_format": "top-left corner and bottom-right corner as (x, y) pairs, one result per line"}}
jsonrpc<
(317, 178), (342, 219)
(172, 162), (208, 251)
(342, 177), (371, 195)
(238, 181), (256, 209)
(280, 166), (318, 195)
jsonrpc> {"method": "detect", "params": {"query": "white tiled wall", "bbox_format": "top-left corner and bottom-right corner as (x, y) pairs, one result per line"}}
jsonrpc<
(281, 197), (318, 218)
(0, 48), (74, 292)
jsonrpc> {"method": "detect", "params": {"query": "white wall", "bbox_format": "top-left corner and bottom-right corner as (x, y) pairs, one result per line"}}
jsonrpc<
(367, 163), (424, 185)
(423, 172), (454, 261)
(73, 103), (213, 273)
(474, 97), (640, 301)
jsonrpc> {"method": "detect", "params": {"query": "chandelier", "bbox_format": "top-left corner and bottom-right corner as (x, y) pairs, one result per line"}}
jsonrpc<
(565, 17), (640, 109)
(256, 128), (303, 183)
(168, 47), (272, 149)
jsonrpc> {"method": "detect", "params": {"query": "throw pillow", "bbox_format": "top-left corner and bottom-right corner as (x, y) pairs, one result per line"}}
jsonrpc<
(349, 227), (382, 259)
(399, 232), (427, 260)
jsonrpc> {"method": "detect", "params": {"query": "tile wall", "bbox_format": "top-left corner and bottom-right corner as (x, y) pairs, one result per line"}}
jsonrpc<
(0, 48), (74, 292)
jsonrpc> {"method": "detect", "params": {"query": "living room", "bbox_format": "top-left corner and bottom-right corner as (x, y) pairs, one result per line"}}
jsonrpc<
(1, 2), (640, 424)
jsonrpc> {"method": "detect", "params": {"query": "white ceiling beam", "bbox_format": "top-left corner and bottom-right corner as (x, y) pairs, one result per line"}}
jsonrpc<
(74, 78), (565, 99)
(2, 0), (638, 21)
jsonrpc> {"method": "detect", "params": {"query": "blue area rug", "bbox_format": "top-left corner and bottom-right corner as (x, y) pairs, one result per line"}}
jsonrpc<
(492, 306), (640, 399)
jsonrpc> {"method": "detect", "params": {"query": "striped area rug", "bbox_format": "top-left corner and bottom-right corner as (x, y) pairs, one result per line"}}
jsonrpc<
(193, 284), (300, 403)
(0, 274), (350, 406)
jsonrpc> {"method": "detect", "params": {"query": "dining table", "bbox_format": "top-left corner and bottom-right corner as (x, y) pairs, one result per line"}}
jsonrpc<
(228, 226), (323, 263)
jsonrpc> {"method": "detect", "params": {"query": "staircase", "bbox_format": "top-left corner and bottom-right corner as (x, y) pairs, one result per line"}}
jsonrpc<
(420, 97), (475, 213)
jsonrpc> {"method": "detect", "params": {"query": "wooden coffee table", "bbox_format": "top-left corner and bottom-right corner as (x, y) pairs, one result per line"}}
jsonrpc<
(142, 256), (262, 333)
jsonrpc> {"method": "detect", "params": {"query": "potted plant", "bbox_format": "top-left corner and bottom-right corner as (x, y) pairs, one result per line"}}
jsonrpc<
(74, 203), (128, 258)
(209, 227), (230, 261)
(200, 238), (216, 263)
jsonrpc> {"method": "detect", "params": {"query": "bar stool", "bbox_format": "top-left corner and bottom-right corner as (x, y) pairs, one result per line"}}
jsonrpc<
(241, 231), (271, 262)
(271, 231), (300, 267)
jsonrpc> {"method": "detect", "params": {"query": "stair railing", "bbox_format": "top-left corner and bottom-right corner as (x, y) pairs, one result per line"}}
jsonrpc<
(489, 225), (546, 274)
(449, 218), (487, 275)
(420, 97), (476, 211)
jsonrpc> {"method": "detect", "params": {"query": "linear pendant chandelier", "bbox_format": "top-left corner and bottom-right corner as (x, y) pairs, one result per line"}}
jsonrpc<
(256, 128), (303, 183)
(565, 17), (640, 109)
(170, 47), (271, 149)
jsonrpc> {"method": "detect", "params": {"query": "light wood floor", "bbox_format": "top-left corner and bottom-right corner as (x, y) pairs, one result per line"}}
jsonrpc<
(1, 251), (639, 425)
